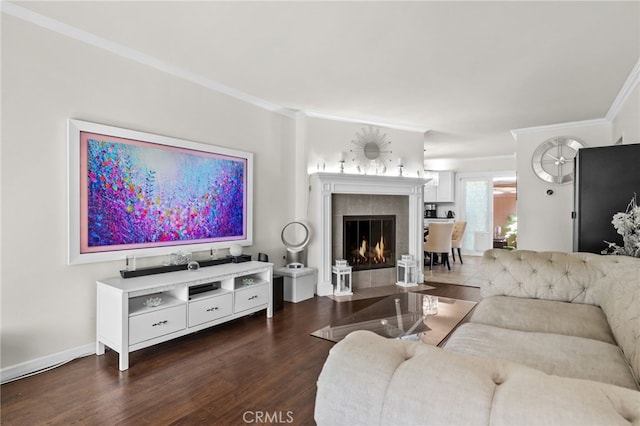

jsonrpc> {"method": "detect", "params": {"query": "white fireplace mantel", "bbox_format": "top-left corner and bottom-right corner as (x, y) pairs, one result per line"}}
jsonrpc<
(308, 172), (428, 296)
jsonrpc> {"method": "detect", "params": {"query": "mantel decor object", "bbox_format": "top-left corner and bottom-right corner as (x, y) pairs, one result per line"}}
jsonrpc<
(397, 157), (404, 176)
(339, 151), (347, 173)
(350, 126), (392, 175)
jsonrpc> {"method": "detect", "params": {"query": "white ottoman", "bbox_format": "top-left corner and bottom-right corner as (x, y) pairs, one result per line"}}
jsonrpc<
(274, 266), (317, 303)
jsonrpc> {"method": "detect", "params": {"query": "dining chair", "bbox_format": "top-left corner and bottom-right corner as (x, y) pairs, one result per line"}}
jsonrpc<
(451, 221), (467, 264)
(423, 222), (454, 270)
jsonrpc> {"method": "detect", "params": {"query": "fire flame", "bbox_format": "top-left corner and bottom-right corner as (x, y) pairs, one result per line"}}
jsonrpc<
(358, 239), (367, 259)
(353, 235), (389, 265)
(373, 236), (386, 263)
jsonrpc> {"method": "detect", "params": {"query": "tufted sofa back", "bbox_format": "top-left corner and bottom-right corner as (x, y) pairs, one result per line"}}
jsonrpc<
(481, 249), (640, 385)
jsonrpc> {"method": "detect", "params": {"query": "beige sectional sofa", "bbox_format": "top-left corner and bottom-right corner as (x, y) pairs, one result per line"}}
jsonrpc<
(315, 250), (640, 425)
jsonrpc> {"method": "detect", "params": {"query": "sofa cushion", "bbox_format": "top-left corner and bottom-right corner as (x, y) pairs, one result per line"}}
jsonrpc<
(315, 331), (640, 426)
(489, 365), (640, 426)
(444, 323), (638, 390)
(470, 295), (616, 344)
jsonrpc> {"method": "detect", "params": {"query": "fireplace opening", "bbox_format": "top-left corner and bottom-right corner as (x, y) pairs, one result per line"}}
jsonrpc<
(343, 215), (396, 271)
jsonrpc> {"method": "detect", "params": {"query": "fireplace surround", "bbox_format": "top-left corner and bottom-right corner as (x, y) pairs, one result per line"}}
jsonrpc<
(309, 172), (427, 296)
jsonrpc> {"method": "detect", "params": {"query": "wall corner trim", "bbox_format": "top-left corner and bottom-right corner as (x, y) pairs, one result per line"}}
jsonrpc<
(606, 58), (640, 122)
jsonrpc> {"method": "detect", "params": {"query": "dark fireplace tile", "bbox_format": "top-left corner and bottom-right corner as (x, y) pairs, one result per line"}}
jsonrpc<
(371, 268), (397, 287)
(332, 214), (342, 248)
(332, 195), (349, 215)
(347, 194), (373, 214)
(352, 270), (372, 289)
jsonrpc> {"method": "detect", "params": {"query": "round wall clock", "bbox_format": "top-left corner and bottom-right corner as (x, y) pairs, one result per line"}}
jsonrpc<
(531, 136), (585, 184)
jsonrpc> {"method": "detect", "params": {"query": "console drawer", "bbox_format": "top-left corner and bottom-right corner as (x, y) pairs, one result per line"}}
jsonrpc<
(129, 305), (186, 345)
(234, 284), (269, 313)
(188, 293), (233, 327)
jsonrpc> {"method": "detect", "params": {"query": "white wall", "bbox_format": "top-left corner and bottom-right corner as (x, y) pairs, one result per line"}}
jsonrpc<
(514, 122), (611, 252)
(1, 16), (295, 369)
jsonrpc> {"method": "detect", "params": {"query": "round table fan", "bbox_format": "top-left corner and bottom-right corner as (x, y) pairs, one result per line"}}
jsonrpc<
(281, 221), (310, 268)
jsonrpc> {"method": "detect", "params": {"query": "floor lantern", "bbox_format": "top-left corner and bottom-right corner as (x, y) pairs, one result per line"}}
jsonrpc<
(332, 260), (353, 296)
(397, 254), (418, 287)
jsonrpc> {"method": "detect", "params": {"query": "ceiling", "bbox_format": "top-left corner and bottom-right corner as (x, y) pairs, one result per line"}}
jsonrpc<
(12, 1), (640, 161)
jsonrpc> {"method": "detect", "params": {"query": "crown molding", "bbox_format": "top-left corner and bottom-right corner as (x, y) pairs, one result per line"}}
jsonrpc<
(510, 118), (609, 138)
(301, 110), (430, 133)
(606, 57), (640, 122)
(424, 153), (516, 164)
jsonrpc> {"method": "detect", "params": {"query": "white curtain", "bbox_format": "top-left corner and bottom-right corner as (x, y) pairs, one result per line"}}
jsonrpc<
(459, 177), (493, 254)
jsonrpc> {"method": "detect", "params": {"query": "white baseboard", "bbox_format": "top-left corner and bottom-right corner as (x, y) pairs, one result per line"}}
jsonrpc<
(1, 343), (96, 384)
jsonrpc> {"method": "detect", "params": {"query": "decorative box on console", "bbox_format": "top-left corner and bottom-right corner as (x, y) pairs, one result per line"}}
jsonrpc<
(274, 266), (317, 303)
(332, 260), (353, 296)
(397, 254), (418, 287)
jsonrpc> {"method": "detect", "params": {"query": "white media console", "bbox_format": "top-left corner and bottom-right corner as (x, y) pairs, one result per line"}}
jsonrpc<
(96, 261), (273, 370)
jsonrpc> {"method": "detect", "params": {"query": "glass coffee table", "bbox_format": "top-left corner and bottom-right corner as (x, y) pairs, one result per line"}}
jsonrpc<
(311, 292), (477, 346)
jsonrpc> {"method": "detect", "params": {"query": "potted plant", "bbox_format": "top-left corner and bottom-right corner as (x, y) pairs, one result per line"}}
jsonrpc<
(504, 214), (517, 250)
(602, 194), (640, 258)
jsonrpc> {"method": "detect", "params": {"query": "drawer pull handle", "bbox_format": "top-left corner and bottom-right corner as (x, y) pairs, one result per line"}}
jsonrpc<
(152, 320), (168, 327)
(248, 295), (258, 300)
(206, 307), (219, 312)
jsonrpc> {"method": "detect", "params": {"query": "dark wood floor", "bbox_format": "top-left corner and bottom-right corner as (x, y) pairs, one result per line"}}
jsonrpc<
(0, 283), (480, 425)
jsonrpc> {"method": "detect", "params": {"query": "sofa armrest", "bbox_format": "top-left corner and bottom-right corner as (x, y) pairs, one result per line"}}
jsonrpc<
(315, 331), (640, 426)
